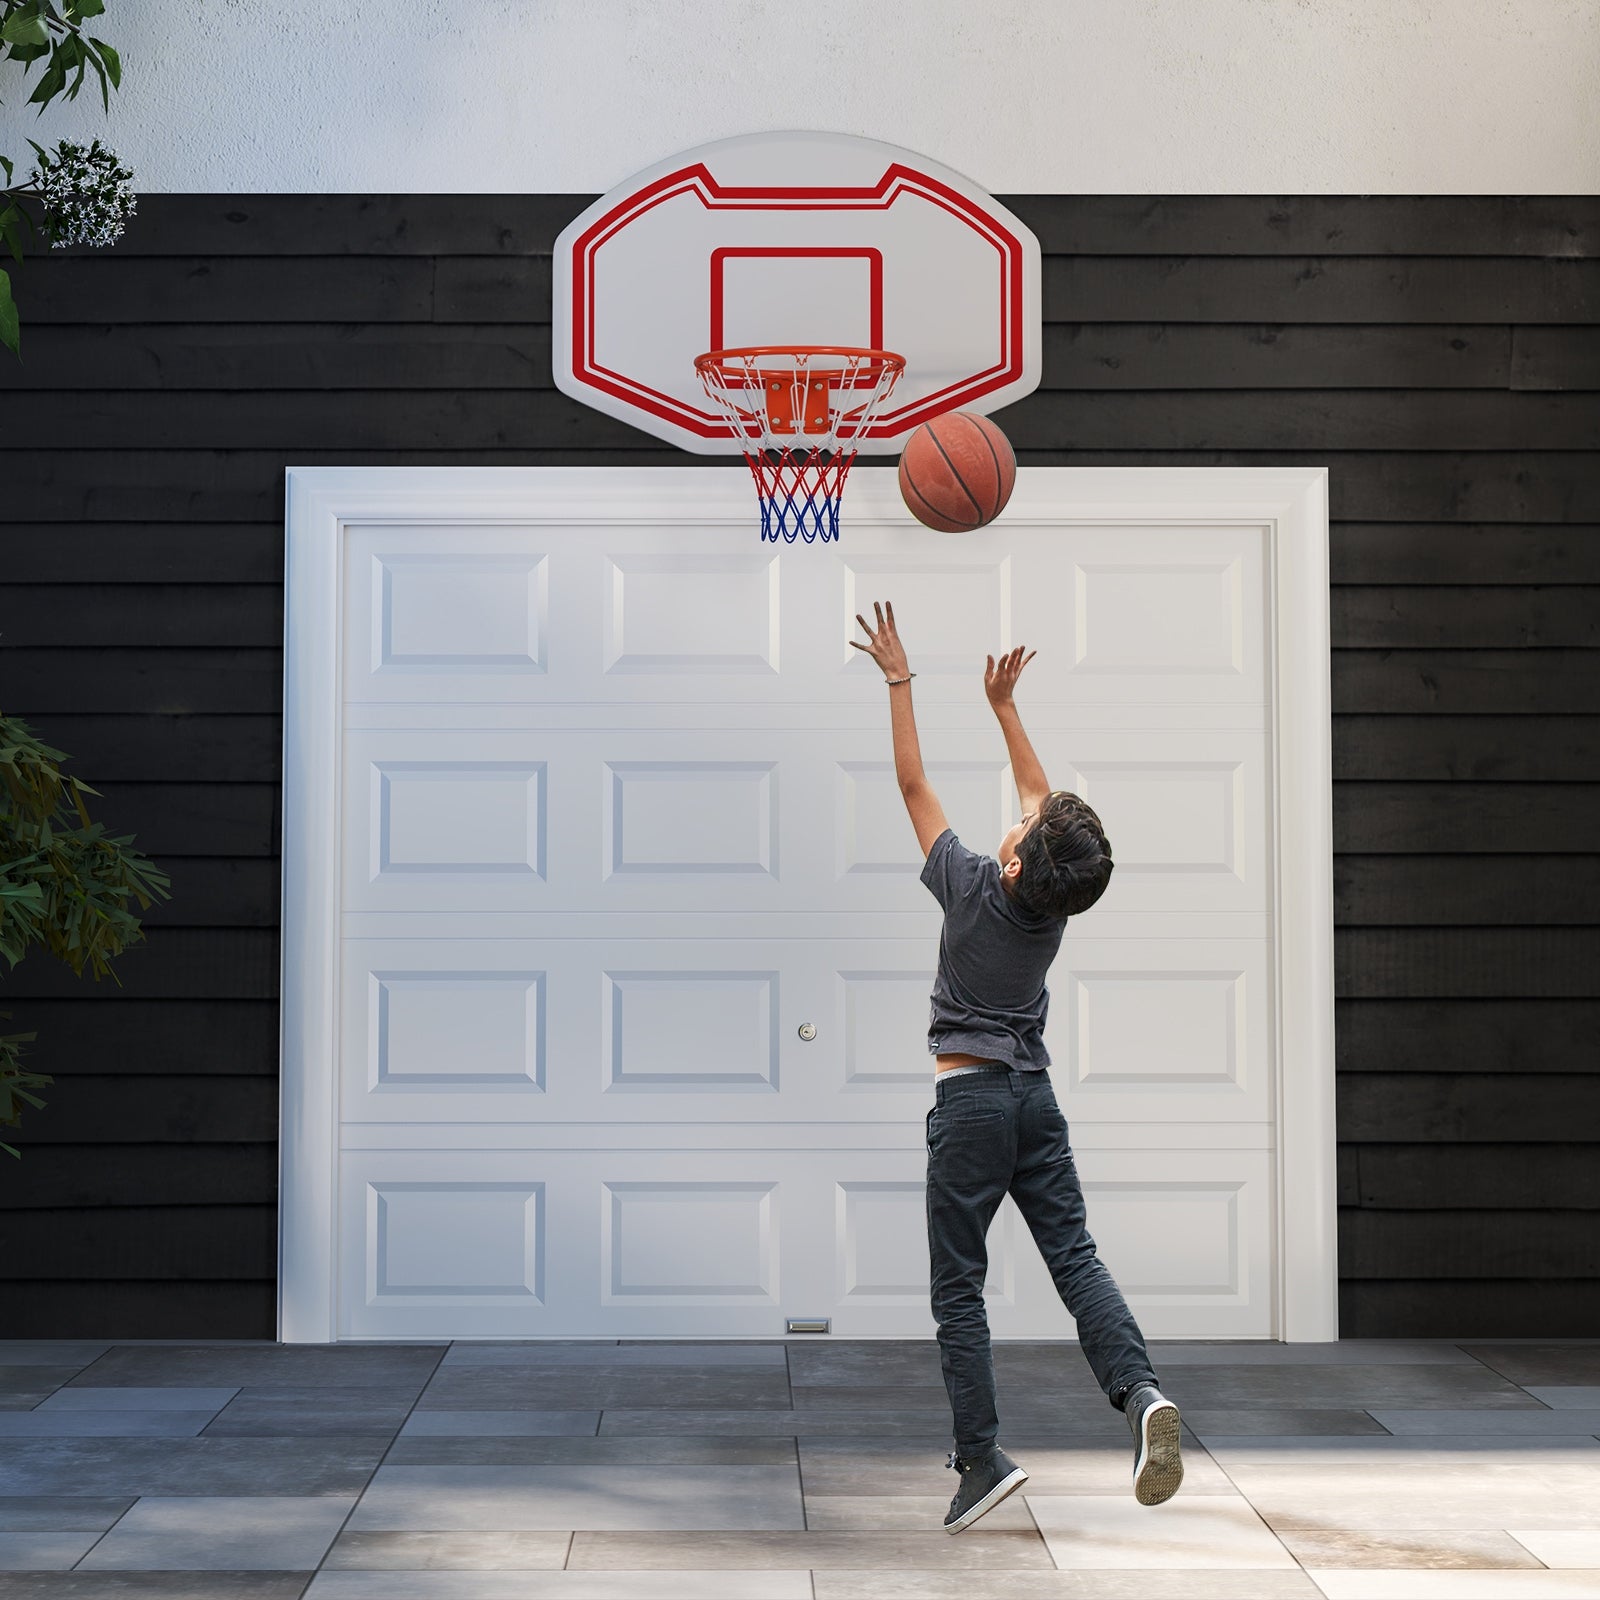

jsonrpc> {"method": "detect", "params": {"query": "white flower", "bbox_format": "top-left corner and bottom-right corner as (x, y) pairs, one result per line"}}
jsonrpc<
(30, 136), (136, 249)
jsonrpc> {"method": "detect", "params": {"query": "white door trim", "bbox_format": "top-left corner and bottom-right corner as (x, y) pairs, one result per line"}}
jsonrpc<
(278, 465), (1335, 1343)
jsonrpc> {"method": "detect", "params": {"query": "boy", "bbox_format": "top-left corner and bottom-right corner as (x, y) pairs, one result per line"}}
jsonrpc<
(851, 600), (1183, 1534)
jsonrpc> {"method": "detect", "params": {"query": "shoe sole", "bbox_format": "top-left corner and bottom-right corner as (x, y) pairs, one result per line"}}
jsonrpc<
(1133, 1399), (1183, 1505)
(945, 1465), (1029, 1533)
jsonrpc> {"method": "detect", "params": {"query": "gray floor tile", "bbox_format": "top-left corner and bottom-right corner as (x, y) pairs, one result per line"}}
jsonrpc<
(1157, 1363), (1540, 1408)
(348, 1463), (804, 1531)
(1508, 1530), (1600, 1567)
(791, 1383), (1109, 1414)
(569, 1528), (1055, 1567)
(1370, 1408), (1600, 1435)
(1146, 1341), (1478, 1366)
(442, 1343), (785, 1367)
(39, 1387), (240, 1411)
(805, 1494), (1038, 1531)
(304, 1573), (812, 1598)
(598, 1408), (959, 1436)
(1252, 1484), (1600, 1531)
(1303, 1573), (1600, 1598)
(0, 1344), (113, 1367)
(1200, 1435), (1600, 1463)
(0, 1497), (134, 1531)
(0, 1574), (313, 1598)
(388, 1433), (795, 1465)
(321, 1529), (572, 1569)
(0, 1437), (389, 1496)
(1182, 1407), (1393, 1436)
(0, 1412), (217, 1438)
(202, 1404), (416, 1437)
(0, 1531), (104, 1569)
(1463, 1343), (1600, 1386)
(72, 1344), (446, 1390)
(1526, 1386), (1600, 1408)
(1275, 1528), (1545, 1568)
(815, 1576), (1324, 1600)
(400, 1409), (600, 1436)
(76, 1495), (354, 1570)
(420, 1369), (791, 1409)
(1029, 1494), (1299, 1568)
(0, 1366), (81, 1392)
(0, 1392), (54, 1411)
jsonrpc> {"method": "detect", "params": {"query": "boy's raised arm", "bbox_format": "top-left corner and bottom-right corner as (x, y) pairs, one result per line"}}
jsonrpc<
(985, 646), (1050, 808)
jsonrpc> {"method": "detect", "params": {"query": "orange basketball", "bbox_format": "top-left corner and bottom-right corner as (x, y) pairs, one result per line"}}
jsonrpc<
(897, 411), (1017, 532)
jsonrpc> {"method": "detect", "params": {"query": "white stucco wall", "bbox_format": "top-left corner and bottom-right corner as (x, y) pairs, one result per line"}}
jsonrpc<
(1, 0), (1596, 193)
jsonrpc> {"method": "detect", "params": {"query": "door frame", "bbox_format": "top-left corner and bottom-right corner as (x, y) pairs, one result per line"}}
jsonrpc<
(278, 465), (1335, 1342)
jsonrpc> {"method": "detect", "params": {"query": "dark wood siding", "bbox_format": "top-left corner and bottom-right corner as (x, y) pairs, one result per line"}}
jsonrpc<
(2, 195), (1596, 1339)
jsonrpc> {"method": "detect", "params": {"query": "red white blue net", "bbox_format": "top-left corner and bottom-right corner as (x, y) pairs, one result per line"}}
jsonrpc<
(695, 347), (905, 544)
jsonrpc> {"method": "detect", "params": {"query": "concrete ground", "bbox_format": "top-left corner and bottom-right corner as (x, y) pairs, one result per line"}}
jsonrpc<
(1, 1337), (1598, 1597)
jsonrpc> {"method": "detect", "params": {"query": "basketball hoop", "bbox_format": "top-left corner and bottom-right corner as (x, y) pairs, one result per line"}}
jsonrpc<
(694, 345), (906, 544)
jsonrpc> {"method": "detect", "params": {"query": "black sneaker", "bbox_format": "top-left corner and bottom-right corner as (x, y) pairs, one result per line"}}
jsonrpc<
(943, 1445), (1029, 1533)
(1125, 1383), (1183, 1505)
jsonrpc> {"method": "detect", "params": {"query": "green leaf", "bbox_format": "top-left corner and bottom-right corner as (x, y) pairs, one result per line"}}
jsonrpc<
(0, 154), (12, 183)
(75, 0), (107, 16)
(88, 33), (117, 87)
(1, 9), (50, 47)
(0, 267), (19, 358)
(27, 55), (65, 108)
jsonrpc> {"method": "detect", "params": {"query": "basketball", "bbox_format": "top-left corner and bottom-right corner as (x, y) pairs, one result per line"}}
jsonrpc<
(897, 411), (1017, 532)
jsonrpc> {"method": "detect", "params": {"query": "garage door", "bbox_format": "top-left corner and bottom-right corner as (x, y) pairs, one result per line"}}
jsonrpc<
(280, 465), (1336, 1343)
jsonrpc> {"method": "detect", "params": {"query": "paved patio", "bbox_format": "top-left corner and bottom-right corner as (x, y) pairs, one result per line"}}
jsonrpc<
(1, 1337), (1598, 1597)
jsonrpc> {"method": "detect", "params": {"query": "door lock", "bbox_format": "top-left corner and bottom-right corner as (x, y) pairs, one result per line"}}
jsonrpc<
(797, 1022), (817, 1041)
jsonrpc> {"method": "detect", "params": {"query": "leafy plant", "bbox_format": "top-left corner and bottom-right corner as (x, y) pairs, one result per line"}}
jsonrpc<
(0, 712), (171, 1158)
(1, 0), (132, 357)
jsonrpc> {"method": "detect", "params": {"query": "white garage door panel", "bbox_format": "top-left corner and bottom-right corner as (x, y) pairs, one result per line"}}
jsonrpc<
(280, 465), (1340, 1347)
(341, 521), (1267, 708)
(340, 936), (1272, 1126)
(337, 1147), (1272, 1341)
(340, 727), (1272, 917)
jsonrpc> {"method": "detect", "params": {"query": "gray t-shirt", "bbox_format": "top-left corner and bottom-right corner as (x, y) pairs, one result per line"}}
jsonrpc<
(919, 826), (1068, 1072)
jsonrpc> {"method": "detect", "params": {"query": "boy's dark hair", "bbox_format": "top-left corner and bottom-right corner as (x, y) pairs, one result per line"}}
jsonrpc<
(1010, 791), (1114, 920)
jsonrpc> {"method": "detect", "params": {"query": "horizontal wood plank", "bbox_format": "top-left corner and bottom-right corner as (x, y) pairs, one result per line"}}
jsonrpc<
(1338, 1209), (1600, 1277)
(0, 524), (286, 583)
(1038, 257), (1600, 325)
(1, 1074), (279, 1144)
(0, 323), (1520, 393)
(4, 1000), (281, 1077)
(0, 586), (284, 648)
(1333, 716), (1600, 781)
(39, 194), (1599, 259)
(1338, 1072), (1600, 1139)
(1336, 999), (1600, 1074)
(0, 1280), (276, 1340)
(1331, 586), (1600, 647)
(1336, 855), (1600, 924)
(1333, 782), (1600, 851)
(0, 931), (279, 1001)
(4, 449), (1596, 524)
(1335, 930), (1600, 997)
(1333, 651), (1600, 714)
(1340, 1279), (1600, 1339)
(1511, 326), (1600, 390)
(0, 1206), (275, 1278)
(0, 1144), (278, 1210)
(1348, 1145), (1600, 1209)
(10, 714), (284, 783)
(1331, 524), (1600, 585)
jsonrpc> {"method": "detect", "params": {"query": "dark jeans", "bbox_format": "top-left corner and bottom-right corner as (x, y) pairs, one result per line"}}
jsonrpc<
(925, 1065), (1159, 1459)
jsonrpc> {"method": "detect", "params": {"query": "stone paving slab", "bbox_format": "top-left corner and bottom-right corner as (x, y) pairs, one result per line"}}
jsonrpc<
(74, 1495), (354, 1571)
(347, 1463), (805, 1531)
(567, 1528), (1056, 1568)
(1273, 1528), (1545, 1569)
(1028, 1494), (1300, 1569)
(320, 1529), (573, 1569)
(305, 1574), (812, 1598)
(0, 1411), (217, 1438)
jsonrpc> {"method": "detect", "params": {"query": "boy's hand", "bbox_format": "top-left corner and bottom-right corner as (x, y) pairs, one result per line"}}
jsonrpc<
(850, 600), (912, 679)
(985, 644), (1037, 708)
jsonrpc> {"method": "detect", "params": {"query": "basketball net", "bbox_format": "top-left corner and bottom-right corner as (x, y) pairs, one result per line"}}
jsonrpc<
(694, 346), (905, 543)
